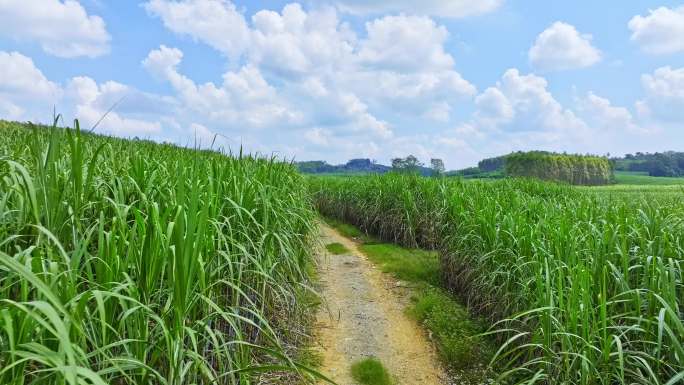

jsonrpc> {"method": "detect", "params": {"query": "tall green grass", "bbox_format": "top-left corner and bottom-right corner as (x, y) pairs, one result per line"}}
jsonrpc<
(311, 174), (684, 385)
(0, 120), (318, 384)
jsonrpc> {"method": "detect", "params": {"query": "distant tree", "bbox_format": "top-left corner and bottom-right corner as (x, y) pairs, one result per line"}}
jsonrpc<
(645, 153), (679, 177)
(296, 161), (335, 173)
(391, 157), (405, 170)
(505, 151), (613, 185)
(430, 158), (445, 176)
(478, 154), (509, 172)
(614, 151), (684, 177)
(345, 158), (372, 170)
(392, 155), (423, 174)
(459, 167), (481, 176)
(404, 155), (423, 173)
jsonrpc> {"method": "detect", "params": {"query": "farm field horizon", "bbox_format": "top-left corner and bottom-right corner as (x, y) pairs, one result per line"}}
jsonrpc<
(2, 1), (684, 384)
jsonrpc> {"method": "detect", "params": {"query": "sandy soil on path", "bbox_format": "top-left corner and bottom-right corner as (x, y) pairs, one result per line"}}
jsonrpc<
(313, 224), (446, 385)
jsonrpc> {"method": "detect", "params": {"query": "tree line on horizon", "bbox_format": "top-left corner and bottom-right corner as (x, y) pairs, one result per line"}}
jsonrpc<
(296, 157), (442, 176)
(467, 151), (684, 179)
(298, 151), (622, 185)
(505, 152), (613, 185)
(613, 151), (684, 177)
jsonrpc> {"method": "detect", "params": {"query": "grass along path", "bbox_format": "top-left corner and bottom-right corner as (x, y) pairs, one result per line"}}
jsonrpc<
(313, 223), (446, 384)
(322, 218), (496, 384)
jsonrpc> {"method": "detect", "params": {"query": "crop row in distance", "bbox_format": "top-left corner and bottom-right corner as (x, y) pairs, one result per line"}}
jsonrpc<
(310, 174), (684, 385)
(0, 120), (320, 385)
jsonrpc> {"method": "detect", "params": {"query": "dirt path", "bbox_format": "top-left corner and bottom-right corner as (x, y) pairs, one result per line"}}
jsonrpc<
(313, 224), (446, 385)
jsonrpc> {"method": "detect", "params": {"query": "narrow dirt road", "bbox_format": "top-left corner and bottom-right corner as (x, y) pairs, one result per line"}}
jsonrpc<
(313, 224), (446, 385)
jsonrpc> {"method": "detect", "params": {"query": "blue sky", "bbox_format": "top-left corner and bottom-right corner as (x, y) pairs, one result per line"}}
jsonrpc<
(1, 1), (683, 168)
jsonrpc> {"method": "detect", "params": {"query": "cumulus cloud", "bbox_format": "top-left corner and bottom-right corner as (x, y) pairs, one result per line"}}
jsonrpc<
(496, 69), (588, 134)
(529, 22), (601, 71)
(0, 50), (167, 137)
(451, 69), (595, 157)
(143, 45), (303, 129)
(64, 77), (165, 136)
(333, 0), (503, 18)
(423, 102), (451, 122)
(0, 100), (24, 120)
(358, 15), (453, 72)
(3, 1), (665, 169)
(0, 51), (62, 121)
(0, 0), (110, 58)
(336, 92), (392, 138)
(143, 1), (474, 113)
(304, 127), (332, 146)
(474, 87), (514, 127)
(141, 45), (184, 81)
(289, 79), (394, 139)
(339, 69), (476, 119)
(629, 6), (684, 54)
(140, 1), (485, 159)
(576, 92), (645, 133)
(249, 4), (356, 76)
(189, 122), (227, 147)
(448, 69), (661, 161)
(637, 66), (684, 121)
(0, 52), (62, 101)
(144, 0), (250, 59)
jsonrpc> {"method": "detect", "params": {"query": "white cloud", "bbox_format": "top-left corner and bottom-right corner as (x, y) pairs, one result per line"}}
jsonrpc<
(641, 66), (684, 102)
(577, 92), (645, 133)
(249, 4), (356, 76)
(142, 2), (684, 166)
(333, 0), (503, 18)
(342, 70), (476, 113)
(0, 52), (62, 101)
(358, 15), (454, 72)
(454, 69), (593, 157)
(334, 92), (393, 138)
(448, 69), (669, 161)
(140, 1), (487, 160)
(0, 51), (173, 136)
(0, 50), (166, 136)
(0, 0), (110, 58)
(142, 45), (184, 81)
(497, 69), (588, 134)
(529, 22), (601, 71)
(0, 100), (24, 120)
(6, 1), (667, 169)
(453, 123), (484, 139)
(0, 51), (62, 121)
(144, 2), (475, 121)
(304, 127), (331, 146)
(189, 122), (224, 147)
(294, 63), (674, 167)
(143, 45), (303, 129)
(638, 66), (684, 121)
(423, 102), (451, 122)
(301, 77), (329, 97)
(144, 0), (250, 60)
(474, 87), (514, 127)
(66, 76), (163, 136)
(629, 6), (684, 55)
